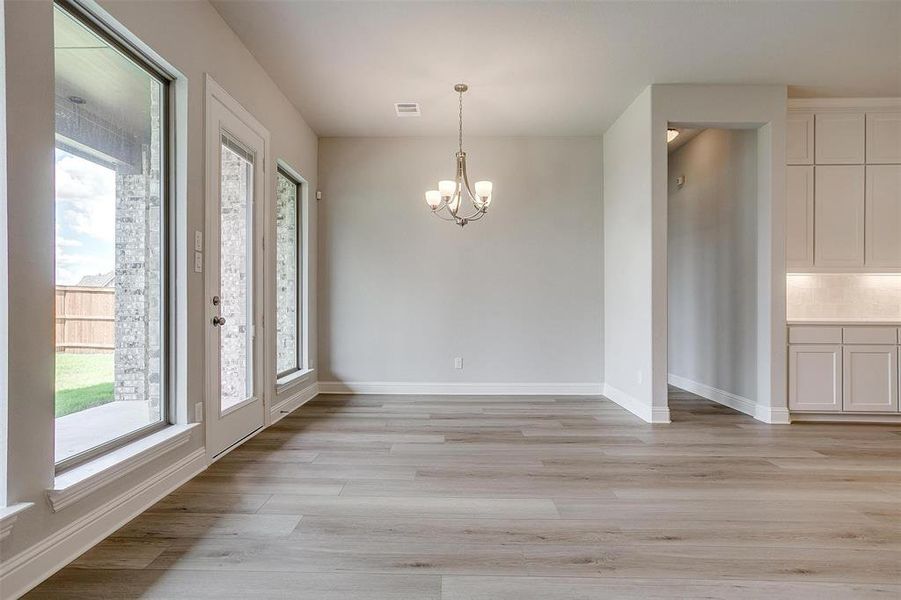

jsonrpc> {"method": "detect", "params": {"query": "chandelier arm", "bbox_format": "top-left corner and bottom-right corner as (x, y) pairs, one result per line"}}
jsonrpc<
(431, 210), (457, 222)
(458, 206), (487, 221)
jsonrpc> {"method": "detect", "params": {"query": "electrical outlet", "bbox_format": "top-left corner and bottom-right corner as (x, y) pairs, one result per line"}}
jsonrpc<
(454, 357), (463, 369)
(195, 402), (204, 422)
(194, 251), (203, 273)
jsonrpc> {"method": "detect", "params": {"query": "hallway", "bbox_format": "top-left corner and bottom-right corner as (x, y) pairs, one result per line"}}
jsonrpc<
(27, 393), (901, 599)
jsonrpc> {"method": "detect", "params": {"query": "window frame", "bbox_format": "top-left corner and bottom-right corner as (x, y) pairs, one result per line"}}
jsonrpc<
(275, 165), (304, 380)
(53, 0), (174, 473)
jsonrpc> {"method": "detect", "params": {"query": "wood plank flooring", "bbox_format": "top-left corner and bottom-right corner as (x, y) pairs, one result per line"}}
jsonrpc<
(25, 389), (901, 599)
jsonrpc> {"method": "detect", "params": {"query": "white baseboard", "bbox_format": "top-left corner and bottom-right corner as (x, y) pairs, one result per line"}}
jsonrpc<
(602, 383), (670, 423)
(318, 381), (604, 396)
(668, 373), (757, 418)
(790, 412), (901, 423)
(0, 448), (207, 600)
(270, 380), (320, 424)
(754, 406), (792, 425)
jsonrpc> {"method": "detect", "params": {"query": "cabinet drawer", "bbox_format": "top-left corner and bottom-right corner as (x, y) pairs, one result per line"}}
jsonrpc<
(843, 327), (898, 344)
(789, 326), (843, 344)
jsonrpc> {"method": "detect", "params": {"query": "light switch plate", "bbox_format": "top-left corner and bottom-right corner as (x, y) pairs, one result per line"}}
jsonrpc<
(194, 251), (203, 273)
(194, 230), (203, 252)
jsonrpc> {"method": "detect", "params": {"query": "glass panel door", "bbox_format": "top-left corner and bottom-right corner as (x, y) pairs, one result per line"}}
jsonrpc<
(218, 135), (254, 413)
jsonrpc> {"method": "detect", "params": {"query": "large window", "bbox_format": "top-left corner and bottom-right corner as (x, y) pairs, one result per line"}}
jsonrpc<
(53, 3), (169, 468)
(275, 168), (302, 378)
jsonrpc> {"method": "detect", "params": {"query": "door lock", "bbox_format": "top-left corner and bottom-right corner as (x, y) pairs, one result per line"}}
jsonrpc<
(212, 295), (220, 306)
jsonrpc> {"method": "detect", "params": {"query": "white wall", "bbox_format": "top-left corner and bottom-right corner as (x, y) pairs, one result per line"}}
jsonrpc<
(667, 128), (758, 404)
(0, 0), (8, 506)
(651, 84), (787, 423)
(603, 84), (786, 423)
(317, 137), (603, 392)
(1, 0), (318, 594)
(602, 88), (662, 420)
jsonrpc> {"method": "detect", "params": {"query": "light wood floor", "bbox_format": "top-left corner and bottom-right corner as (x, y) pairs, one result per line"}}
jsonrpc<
(26, 389), (901, 599)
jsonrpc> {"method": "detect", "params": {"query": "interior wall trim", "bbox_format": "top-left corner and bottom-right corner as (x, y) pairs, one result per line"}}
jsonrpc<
(318, 381), (604, 396)
(0, 448), (207, 600)
(601, 383), (670, 423)
(269, 380), (319, 424)
(667, 374), (757, 418)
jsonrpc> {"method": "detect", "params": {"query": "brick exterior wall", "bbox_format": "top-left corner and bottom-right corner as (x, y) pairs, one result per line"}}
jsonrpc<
(113, 83), (162, 421)
(276, 173), (299, 374)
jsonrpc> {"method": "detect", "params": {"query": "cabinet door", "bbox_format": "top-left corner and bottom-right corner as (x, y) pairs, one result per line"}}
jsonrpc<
(865, 165), (901, 267)
(842, 345), (898, 412)
(815, 113), (865, 164)
(814, 166), (865, 267)
(786, 166), (814, 269)
(787, 113), (814, 165)
(789, 345), (841, 412)
(866, 112), (901, 164)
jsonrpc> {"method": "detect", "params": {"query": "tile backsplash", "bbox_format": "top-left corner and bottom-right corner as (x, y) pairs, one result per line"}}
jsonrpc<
(787, 274), (901, 321)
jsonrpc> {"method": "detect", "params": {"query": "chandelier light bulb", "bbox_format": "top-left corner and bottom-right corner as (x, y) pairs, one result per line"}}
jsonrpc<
(475, 181), (493, 198)
(438, 180), (457, 198)
(425, 190), (441, 208)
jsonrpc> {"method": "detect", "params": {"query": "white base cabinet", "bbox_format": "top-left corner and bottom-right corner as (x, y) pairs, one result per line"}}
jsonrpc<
(789, 325), (901, 416)
(842, 345), (899, 412)
(789, 344), (842, 411)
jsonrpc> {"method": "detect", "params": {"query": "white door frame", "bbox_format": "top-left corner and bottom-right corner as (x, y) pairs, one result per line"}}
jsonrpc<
(204, 74), (271, 460)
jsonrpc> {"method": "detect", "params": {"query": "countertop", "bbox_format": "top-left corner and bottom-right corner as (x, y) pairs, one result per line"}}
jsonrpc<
(787, 320), (901, 326)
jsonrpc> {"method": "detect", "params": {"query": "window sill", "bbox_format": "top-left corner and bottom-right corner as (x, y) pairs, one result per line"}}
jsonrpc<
(0, 502), (35, 541)
(47, 423), (199, 512)
(276, 367), (315, 392)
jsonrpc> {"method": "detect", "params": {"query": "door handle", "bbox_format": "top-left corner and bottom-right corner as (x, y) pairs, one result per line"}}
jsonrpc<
(212, 316), (226, 327)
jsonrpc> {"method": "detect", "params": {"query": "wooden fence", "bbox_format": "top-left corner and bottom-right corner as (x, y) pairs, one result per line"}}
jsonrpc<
(55, 286), (115, 353)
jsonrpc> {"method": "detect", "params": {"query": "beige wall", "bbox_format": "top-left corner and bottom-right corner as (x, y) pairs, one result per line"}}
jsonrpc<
(317, 137), (603, 388)
(2, 0), (318, 584)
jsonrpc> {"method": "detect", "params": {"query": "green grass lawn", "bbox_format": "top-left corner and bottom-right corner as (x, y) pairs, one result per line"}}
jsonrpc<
(55, 353), (114, 418)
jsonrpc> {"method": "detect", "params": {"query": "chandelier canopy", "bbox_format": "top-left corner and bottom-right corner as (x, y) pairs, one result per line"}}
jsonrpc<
(424, 83), (493, 227)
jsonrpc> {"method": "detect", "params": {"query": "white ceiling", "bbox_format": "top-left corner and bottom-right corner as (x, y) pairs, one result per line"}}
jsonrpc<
(211, 1), (901, 137)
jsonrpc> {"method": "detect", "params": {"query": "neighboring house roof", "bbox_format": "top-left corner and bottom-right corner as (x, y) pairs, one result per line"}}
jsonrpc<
(77, 271), (115, 287)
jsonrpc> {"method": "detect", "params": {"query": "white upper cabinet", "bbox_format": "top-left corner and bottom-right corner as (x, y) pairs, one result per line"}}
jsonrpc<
(814, 166), (865, 267)
(866, 112), (901, 164)
(865, 165), (901, 267)
(815, 113), (865, 164)
(785, 166), (814, 269)
(786, 113), (814, 165)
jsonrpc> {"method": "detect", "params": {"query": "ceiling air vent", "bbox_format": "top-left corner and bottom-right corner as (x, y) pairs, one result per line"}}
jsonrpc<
(394, 102), (421, 117)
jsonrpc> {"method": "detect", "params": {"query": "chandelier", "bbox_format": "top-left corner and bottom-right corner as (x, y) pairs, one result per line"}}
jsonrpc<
(424, 83), (493, 227)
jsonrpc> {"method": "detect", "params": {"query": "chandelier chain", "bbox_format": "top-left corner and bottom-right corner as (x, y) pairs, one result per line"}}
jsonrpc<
(458, 88), (464, 154)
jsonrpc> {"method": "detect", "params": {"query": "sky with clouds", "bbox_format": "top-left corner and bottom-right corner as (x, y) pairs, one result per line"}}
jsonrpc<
(55, 148), (116, 285)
